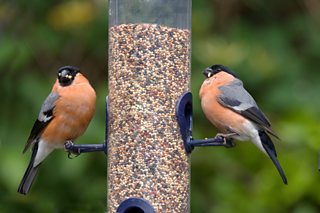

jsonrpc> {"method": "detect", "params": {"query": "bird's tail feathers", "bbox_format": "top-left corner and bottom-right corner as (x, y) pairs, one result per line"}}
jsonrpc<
(266, 128), (280, 140)
(259, 130), (288, 185)
(18, 142), (40, 195)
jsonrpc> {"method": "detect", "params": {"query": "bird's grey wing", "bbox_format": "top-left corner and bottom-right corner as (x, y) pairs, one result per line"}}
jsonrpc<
(23, 92), (59, 153)
(217, 79), (278, 138)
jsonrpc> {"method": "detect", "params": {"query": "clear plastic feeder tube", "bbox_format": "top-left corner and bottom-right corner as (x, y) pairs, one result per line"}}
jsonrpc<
(108, 0), (191, 212)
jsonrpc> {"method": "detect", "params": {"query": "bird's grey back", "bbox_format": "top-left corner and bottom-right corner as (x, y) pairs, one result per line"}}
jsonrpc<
(218, 79), (258, 111)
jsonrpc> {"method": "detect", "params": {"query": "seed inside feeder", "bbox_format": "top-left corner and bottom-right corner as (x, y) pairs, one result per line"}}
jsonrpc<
(108, 23), (191, 212)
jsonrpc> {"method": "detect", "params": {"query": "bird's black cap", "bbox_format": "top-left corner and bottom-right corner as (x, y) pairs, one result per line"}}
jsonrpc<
(57, 66), (80, 87)
(203, 64), (239, 79)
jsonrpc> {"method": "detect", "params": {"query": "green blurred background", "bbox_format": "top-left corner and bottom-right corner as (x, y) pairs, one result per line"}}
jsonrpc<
(1, 0), (320, 212)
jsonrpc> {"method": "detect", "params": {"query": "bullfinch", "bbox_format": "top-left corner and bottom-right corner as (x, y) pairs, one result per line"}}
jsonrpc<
(18, 66), (96, 195)
(199, 64), (287, 184)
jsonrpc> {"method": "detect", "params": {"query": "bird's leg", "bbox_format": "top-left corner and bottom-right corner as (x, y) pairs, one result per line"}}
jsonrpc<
(215, 133), (237, 147)
(64, 140), (81, 159)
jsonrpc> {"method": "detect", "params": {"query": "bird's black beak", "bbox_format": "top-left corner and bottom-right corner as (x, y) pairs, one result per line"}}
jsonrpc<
(203, 67), (213, 78)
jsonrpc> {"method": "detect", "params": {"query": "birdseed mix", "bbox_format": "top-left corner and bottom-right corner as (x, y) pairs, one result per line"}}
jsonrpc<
(108, 23), (190, 212)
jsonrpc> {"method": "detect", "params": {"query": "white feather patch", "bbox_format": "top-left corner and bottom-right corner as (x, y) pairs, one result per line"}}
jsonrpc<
(33, 139), (61, 166)
(243, 120), (267, 155)
(42, 114), (53, 122)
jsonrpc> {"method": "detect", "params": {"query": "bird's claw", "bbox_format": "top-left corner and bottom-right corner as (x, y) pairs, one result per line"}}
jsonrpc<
(64, 141), (81, 159)
(216, 133), (237, 148)
(224, 138), (236, 148)
(216, 132), (238, 138)
(67, 152), (80, 159)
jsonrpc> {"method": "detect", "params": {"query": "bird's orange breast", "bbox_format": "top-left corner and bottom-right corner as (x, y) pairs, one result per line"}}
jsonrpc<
(199, 74), (247, 134)
(42, 74), (96, 145)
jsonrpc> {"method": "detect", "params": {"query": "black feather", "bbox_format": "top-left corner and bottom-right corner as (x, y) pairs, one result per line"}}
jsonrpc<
(210, 64), (239, 79)
(259, 130), (287, 184)
(241, 107), (271, 128)
(43, 108), (53, 118)
(18, 142), (41, 195)
(23, 112), (53, 153)
(242, 107), (279, 139)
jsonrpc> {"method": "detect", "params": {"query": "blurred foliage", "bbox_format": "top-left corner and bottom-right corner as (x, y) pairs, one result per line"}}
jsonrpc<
(1, 0), (320, 212)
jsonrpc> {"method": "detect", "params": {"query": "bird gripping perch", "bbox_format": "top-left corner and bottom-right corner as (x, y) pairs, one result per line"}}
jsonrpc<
(176, 91), (234, 154)
(65, 93), (233, 155)
(64, 96), (109, 155)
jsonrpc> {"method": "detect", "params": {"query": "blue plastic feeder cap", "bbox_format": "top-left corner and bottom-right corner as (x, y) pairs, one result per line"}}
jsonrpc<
(117, 198), (155, 213)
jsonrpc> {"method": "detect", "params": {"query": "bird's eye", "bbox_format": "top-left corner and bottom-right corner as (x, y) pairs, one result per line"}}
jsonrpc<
(67, 75), (72, 79)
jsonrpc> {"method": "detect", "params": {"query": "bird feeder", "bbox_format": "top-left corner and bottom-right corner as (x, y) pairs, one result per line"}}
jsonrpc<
(64, 0), (233, 211)
(108, 0), (191, 212)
